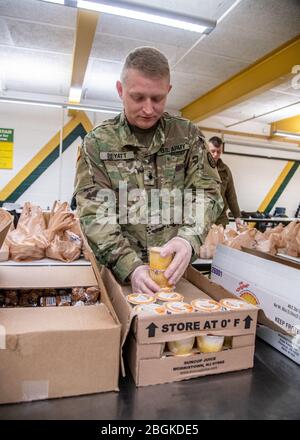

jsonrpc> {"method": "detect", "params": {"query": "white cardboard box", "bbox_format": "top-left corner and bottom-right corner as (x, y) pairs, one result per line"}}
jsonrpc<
(211, 245), (300, 364)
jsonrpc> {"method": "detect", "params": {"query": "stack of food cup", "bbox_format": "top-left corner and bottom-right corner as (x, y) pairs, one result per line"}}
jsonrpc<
(149, 246), (174, 289)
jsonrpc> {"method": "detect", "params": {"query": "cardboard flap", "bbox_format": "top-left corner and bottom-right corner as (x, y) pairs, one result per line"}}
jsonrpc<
(101, 266), (132, 377)
(258, 310), (293, 336)
(242, 247), (300, 270)
(0, 209), (13, 248)
(0, 304), (118, 334)
(186, 265), (246, 303)
(0, 264), (97, 288)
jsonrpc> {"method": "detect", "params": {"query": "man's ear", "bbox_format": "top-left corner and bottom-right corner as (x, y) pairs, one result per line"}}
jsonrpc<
(168, 84), (172, 93)
(116, 80), (123, 99)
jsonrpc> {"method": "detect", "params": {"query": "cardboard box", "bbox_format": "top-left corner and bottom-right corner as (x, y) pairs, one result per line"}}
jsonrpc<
(0, 258), (121, 404)
(0, 208), (12, 250)
(211, 244), (300, 364)
(256, 324), (300, 365)
(101, 265), (259, 387)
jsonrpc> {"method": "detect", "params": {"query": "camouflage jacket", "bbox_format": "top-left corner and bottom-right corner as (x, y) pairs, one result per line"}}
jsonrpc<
(74, 112), (223, 283)
(215, 159), (241, 226)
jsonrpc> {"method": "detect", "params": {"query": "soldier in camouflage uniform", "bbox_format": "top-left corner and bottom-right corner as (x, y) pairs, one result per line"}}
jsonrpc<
(74, 47), (223, 294)
(208, 136), (242, 228)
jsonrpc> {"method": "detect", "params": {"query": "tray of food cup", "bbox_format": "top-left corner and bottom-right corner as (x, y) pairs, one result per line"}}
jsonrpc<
(125, 285), (256, 318)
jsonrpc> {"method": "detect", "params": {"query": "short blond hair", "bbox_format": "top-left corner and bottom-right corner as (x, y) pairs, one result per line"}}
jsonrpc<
(121, 46), (170, 83)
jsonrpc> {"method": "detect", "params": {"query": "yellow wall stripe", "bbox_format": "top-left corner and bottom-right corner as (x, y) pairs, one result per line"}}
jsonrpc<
(257, 161), (295, 212)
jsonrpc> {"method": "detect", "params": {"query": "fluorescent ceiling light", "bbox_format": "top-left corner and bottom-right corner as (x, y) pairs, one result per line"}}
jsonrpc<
(0, 98), (61, 109)
(67, 104), (120, 114)
(77, 0), (215, 33)
(273, 130), (300, 140)
(0, 97), (120, 113)
(69, 87), (82, 103)
(41, 0), (65, 4)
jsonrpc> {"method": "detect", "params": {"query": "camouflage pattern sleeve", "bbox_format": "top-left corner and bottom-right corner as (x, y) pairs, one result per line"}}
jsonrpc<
(73, 133), (143, 283)
(176, 125), (224, 256)
(225, 166), (241, 219)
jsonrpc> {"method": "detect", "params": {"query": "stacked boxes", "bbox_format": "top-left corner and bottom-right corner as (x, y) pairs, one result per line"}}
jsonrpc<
(211, 244), (300, 365)
(0, 241), (121, 404)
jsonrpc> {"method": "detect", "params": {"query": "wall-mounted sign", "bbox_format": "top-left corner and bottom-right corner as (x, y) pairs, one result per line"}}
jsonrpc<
(0, 128), (14, 169)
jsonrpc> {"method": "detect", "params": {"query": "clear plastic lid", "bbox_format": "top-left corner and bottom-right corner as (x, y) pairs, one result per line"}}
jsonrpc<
(126, 293), (156, 305)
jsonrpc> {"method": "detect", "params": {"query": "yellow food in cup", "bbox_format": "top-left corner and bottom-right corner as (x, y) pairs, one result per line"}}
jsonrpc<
(167, 336), (195, 356)
(149, 268), (173, 288)
(196, 335), (224, 353)
(149, 246), (173, 270)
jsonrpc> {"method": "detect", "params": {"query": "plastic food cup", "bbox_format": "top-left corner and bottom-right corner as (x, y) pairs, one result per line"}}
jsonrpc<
(167, 336), (195, 356)
(196, 335), (224, 353)
(165, 301), (194, 314)
(156, 291), (184, 303)
(149, 268), (173, 288)
(126, 293), (155, 305)
(191, 298), (221, 312)
(149, 246), (174, 270)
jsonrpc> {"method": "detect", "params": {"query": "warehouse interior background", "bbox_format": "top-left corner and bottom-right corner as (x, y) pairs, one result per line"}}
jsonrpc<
(0, 0), (300, 217)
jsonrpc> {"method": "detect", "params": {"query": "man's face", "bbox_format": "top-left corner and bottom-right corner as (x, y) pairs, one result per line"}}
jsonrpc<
(208, 142), (222, 162)
(116, 68), (172, 129)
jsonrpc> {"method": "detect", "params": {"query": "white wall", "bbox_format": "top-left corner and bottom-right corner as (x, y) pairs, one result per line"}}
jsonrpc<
(0, 104), (110, 209)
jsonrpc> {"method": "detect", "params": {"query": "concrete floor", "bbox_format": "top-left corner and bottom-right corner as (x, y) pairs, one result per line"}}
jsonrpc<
(1, 338), (299, 420)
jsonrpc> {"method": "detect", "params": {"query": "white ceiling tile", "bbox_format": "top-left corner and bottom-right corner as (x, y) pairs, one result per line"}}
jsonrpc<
(196, 22), (296, 63)
(0, 0), (76, 27)
(226, 0), (300, 38)
(1, 0), (299, 120)
(91, 32), (187, 66)
(174, 49), (249, 79)
(0, 17), (14, 44)
(6, 19), (74, 53)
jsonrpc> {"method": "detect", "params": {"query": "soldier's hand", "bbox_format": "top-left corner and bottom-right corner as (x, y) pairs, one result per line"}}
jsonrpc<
(161, 237), (192, 285)
(130, 265), (160, 295)
(235, 217), (243, 227)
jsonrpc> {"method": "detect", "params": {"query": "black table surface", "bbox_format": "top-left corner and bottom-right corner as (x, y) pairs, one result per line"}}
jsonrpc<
(0, 338), (299, 420)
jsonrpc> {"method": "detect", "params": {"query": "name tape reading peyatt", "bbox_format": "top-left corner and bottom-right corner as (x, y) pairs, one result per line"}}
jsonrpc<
(145, 315), (254, 338)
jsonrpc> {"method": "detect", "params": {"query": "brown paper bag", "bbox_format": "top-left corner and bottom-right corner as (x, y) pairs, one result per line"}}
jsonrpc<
(45, 201), (82, 262)
(6, 202), (48, 261)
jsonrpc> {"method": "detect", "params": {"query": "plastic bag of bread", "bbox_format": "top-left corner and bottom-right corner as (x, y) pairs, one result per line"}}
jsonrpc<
(255, 233), (283, 255)
(45, 201), (82, 262)
(281, 222), (300, 257)
(199, 224), (224, 259)
(6, 203), (48, 261)
(226, 228), (257, 250)
(263, 223), (284, 239)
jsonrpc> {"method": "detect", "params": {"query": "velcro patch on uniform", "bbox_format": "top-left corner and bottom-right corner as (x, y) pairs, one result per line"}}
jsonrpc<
(100, 151), (135, 160)
(157, 144), (189, 156)
(207, 151), (216, 168)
